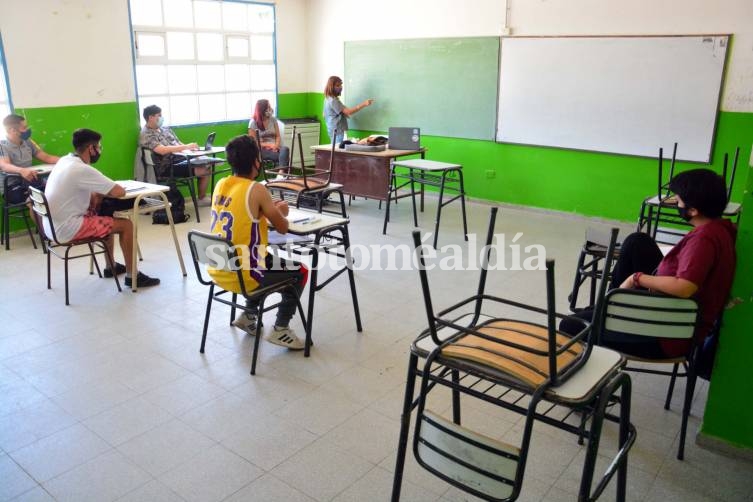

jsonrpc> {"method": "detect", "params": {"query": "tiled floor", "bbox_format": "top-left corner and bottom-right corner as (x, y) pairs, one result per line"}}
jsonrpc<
(1, 196), (752, 501)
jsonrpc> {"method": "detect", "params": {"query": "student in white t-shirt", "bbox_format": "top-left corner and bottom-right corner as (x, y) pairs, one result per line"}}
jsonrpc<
(44, 128), (160, 288)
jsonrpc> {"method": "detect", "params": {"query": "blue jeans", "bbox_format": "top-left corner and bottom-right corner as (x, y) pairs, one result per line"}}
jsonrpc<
(328, 130), (345, 145)
(261, 145), (290, 167)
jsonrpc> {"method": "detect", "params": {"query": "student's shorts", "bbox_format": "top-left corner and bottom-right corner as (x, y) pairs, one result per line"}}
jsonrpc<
(72, 215), (113, 240)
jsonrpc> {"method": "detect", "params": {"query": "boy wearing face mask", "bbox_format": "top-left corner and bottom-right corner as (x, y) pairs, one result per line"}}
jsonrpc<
(138, 104), (213, 206)
(0, 114), (60, 204)
(247, 99), (289, 169)
(43, 128), (160, 288)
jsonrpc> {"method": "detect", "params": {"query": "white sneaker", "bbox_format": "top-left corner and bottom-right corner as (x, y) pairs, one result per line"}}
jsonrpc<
(266, 326), (305, 350)
(232, 312), (257, 335)
(197, 197), (212, 207)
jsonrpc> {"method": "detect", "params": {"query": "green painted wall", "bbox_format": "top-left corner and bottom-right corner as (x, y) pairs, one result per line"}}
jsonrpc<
(308, 91), (752, 221)
(11, 96), (752, 224)
(701, 163), (753, 449)
(16, 101), (139, 181)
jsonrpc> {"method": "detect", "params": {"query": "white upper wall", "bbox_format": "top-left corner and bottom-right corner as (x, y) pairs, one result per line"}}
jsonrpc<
(0, 0), (308, 109)
(1, 0), (749, 111)
(275, 0), (308, 93)
(0, 0), (136, 108)
(306, 0), (753, 112)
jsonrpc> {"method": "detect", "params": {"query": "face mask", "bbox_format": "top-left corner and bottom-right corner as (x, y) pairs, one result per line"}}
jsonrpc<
(157, 116), (164, 127)
(677, 205), (692, 222)
(20, 128), (32, 140)
(90, 147), (101, 164)
(335, 86), (342, 96)
(265, 109), (273, 117)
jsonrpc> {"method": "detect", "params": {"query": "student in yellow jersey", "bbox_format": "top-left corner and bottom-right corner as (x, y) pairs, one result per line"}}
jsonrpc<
(208, 134), (306, 350)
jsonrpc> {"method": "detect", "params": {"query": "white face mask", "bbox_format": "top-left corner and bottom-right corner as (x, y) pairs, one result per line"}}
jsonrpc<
(265, 108), (273, 117)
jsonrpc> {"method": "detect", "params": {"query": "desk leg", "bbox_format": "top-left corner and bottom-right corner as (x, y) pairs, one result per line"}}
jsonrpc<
(409, 169), (419, 228)
(304, 237), (320, 358)
(161, 191), (187, 277)
(341, 225), (363, 332)
(382, 164), (395, 235)
(457, 168), (468, 242)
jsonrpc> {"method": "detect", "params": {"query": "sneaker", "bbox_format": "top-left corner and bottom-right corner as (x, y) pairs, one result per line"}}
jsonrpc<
(103, 262), (126, 278)
(124, 272), (160, 288)
(196, 197), (212, 207)
(232, 311), (258, 335)
(266, 326), (305, 351)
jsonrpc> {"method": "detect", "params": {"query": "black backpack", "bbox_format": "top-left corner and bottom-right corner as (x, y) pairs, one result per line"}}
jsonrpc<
(152, 184), (190, 224)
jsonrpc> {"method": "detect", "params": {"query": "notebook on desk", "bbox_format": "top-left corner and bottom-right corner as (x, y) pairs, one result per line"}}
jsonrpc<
(196, 132), (216, 151)
(388, 127), (420, 150)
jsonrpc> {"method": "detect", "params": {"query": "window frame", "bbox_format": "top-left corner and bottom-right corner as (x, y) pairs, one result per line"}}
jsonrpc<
(128, 0), (278, 127)
(0, 32), (13, 117)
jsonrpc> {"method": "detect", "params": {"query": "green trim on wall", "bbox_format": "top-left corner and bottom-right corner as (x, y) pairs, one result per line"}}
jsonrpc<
(701, 163), (753, 450)
(304, 91), (753, 221)
(16, 101), (139, 181)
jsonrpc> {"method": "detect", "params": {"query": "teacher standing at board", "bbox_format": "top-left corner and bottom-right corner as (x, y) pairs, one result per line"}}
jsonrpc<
(323, 76), (374, 144)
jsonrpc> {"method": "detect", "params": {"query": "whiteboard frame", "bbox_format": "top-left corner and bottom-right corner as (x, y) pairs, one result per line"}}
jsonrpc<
(495, 35), (730, 163)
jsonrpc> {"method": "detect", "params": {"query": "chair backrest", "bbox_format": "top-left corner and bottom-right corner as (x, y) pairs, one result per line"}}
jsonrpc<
(187, 230), (249, 288)
(722, 147), (740, 203)
(598, 289), (699, 345)
(656, 142), (678, 200)
(28, 186), (60, 244)
(263, 126), (335, 190)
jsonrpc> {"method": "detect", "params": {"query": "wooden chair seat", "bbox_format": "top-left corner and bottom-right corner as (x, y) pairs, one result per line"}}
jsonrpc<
(441, 320), (585, 388)
(266, 179), (328, 192)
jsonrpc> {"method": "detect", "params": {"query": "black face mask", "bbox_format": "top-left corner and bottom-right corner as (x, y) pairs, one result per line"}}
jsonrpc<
(90, 150), (101, 164)
(677, 205), (692, 222)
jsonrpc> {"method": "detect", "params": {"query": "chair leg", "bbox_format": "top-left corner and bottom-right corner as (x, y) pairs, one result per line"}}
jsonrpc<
(391, 353), (419, 502)
(200, 285), (214, 353)
(2, 205), (8, 250)
(451, 369), (461, 424)
(250, 303), (264, 375)
(229, 292), (238, 325)
(187, 181), (200, 223)
(665, 363), (680, 410)
(64, 247), (71, 306)
(22, 210), (38, 249)
(47, 244), (52, 289)
(677, 366), (698, 460)
(568, 249), (588, 311)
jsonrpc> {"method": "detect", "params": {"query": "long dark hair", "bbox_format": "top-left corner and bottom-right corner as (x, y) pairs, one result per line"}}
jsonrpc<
(252, 99), (270, 131)
(324, 76), (342, 98)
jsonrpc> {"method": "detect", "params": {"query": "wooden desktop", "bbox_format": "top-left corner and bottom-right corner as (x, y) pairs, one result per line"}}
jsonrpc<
(310, 144), (425, 201)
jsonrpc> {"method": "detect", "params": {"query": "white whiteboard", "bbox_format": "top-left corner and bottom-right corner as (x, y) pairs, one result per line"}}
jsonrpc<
(496, 35), (729, 162)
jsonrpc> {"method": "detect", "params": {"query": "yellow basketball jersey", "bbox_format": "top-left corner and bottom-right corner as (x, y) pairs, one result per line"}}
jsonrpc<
(207, 176), (268, 293)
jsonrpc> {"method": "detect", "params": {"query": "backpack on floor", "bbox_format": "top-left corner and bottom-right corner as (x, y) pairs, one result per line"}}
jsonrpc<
(152, 184), (190, 224)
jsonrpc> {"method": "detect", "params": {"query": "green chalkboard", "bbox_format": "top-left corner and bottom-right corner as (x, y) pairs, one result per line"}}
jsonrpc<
(344, 37), (499, 140)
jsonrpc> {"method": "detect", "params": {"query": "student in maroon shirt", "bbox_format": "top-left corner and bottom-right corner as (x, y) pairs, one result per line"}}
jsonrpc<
(562, 168), (737, 360)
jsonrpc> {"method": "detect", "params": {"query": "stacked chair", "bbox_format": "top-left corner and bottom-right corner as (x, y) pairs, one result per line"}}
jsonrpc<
(391, 207), (635, 501)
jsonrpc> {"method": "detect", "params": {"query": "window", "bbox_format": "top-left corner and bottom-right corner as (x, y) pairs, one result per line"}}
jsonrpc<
(0, 33), (11, 118)
(129, 0), (276, 126)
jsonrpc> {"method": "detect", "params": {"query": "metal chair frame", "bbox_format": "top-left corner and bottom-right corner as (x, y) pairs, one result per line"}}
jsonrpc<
(596, 288), (701, 460)
(391, 209), (635, 501)
(262, 126), (347, 217)
(637, 145), (740, 246)
(29, 186), (121, 305)
(187, 230), (310, 375)
(1, 173), (38, 250)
